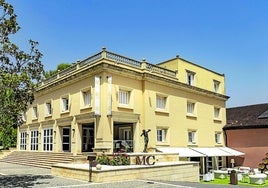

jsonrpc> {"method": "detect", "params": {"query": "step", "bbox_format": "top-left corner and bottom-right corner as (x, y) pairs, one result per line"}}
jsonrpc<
(0, 151), (78, 169)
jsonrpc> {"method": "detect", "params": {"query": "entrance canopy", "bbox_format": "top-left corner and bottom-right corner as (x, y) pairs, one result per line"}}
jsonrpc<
(157, 147), (244, 157)
(156, 147), (205, 157)
(218, 147), (245, 156)
(191, 147), (232, 157)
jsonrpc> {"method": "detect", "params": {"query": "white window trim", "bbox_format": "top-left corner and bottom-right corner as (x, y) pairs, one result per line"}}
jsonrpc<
(117, 86), (133, 109)
(213, 80), (220, 93)
(186, 70), (195, 86)
(43, 128), (53, 151)
(32, 106), (38, 120)
(119, 127), (132, 140)
(61, 94), (70, 113)
(45, 100), (52, 117)
(213, 106), (222, 122)
(80, 87), (92, 109)
(188, 130), (197, 145)
(30, 130), (39, 151)
(156, 127), (169, 145)
(21, 112), (26, 122)
(215, 132), (222, 144)
(186, 101), (197, 118)
(20, 131), (27, 150)
(155, 94), (169, 113)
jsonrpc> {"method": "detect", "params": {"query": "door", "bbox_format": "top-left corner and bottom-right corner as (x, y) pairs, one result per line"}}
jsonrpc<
(82, 127), (94, 152)
(123, 128), (131, 140)
(62, 127), (71, 152)
(118, 127), (133, 152)
(43, 128), (53, 151)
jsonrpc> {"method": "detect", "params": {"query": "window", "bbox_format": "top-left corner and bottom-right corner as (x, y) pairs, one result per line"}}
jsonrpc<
(61, 96), (69, 112)
(214, 107), (220, 119)
(33, 106), (38, 119)
(30, 130), (39, 151)
(123, 129), (131, 140)
(45, 102), (52, 116)
(119, 127), (132, 140)
(157, 129), (166, 142)
(215, 132), (221, 144)
(156, 95), (167, 110)
(187, 101), (195, 115)
(207, 157), (213, 172)
(119, 89), (130, 106)
(186, 71), (195, 86)
(21, 112), (26, 122)
(43, 128), (53, 151)
(218, 156), (223, 169)
(20, 132), (27, 150)
(207, 156), (222, 172)
(188, 130), (197, 144)
(82, 90), (91, 107)
(213, 80), (220, 93)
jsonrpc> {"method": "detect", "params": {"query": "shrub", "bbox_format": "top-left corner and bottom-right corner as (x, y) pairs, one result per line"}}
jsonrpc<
(96, 152), (130, 166)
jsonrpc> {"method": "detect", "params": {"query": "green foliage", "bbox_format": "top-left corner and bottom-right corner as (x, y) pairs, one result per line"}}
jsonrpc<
(0, 0), (44, 149)
(96, 152), (130, 166)
(96, 153), (109, 165)
(44, 63), (72, 78)
(201, 176), (268, 187)
(0, 125), (17, 149)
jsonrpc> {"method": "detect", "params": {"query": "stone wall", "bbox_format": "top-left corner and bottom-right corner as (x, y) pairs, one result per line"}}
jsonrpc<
(52, 161), (199, 183)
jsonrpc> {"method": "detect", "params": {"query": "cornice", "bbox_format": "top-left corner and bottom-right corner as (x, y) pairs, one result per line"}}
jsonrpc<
(143, 73), (229, 101)
(37, 61), (229, 101)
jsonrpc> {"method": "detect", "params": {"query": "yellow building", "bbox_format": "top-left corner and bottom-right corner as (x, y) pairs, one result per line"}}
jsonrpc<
(18, 48), (241, 173)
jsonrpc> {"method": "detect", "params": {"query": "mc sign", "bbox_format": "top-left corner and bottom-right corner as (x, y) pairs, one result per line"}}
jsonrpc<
(135, 155), (155, 165)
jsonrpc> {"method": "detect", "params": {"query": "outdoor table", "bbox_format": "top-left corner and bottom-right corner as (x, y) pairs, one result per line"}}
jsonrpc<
(249, 173), (267, 185)
(214, 170), (228, 179)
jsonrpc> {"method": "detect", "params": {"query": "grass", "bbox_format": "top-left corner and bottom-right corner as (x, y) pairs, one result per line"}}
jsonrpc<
(201, 176), (268, 187)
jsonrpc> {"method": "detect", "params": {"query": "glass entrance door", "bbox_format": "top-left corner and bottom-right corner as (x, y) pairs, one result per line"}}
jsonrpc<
(62, 127), (71, 152)
(82, 127), (94, 152)
(43, 128), (53, 151)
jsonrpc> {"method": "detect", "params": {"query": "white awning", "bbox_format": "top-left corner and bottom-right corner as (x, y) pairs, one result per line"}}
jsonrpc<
(190, 147), (231, 157)
(190, 147), (245, 157)
(218, 147), (245, 156)
(156, 147), (206, 157)
(157, 147), (245, 157)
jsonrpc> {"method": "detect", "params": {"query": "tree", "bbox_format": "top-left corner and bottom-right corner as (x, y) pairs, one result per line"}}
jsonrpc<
(0, 0), (44, 149)
(44, 63), (72, 78)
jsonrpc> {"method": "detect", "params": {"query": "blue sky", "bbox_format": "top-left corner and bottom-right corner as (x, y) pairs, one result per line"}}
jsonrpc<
(7, 0), (268, 108)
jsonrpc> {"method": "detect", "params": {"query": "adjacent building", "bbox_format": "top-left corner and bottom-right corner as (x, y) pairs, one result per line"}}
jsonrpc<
(18, 48), (239, 173)
(224, 103), (268, 168)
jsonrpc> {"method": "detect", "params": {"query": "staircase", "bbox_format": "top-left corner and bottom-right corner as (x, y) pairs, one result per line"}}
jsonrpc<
(0, 151), (88, 169)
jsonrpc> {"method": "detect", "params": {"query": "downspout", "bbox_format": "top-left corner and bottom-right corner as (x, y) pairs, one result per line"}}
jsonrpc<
(223, 127), (229, 168)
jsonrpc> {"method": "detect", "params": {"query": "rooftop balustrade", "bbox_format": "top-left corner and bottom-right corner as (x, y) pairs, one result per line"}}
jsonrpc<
(41, 49), (177, 87)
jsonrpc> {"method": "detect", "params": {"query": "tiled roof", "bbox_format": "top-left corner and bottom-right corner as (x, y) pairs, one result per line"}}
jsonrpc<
(224, 103), (268, 130)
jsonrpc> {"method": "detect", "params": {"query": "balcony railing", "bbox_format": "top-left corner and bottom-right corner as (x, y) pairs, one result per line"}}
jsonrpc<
(113, 140), (133, 153)
(106, 51), (142, 68)
(41, 48), (177, 87)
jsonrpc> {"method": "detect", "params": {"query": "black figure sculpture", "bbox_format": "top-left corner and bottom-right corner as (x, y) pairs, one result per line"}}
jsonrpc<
(141, 129), (151, 152)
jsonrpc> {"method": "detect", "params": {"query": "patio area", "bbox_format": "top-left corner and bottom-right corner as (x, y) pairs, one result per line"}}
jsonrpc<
(202, 166), (268, 186)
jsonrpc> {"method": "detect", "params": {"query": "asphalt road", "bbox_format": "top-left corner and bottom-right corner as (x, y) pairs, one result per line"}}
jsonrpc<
(0, 162), (250, 188)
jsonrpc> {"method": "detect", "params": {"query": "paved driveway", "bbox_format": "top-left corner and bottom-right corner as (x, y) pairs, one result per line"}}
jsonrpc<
(0, 162), (249, 188)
